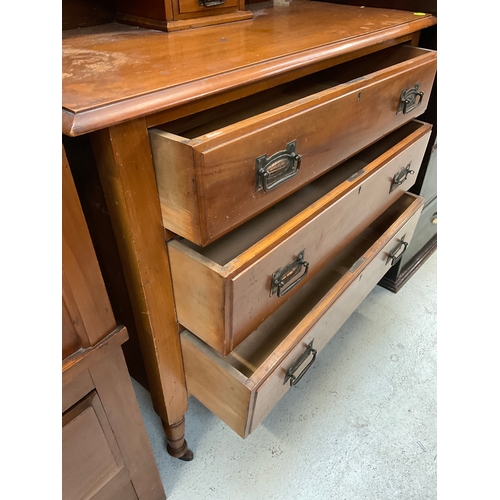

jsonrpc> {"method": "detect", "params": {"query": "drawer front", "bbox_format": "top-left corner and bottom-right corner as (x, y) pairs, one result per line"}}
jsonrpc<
(151, 45), (436, 246)
(180, 193), (424, 437)
(178, 0), (239, 14)
(228, 128), (430, 351)
(169, 122), (431, 355)
(249, 199), (423, 433)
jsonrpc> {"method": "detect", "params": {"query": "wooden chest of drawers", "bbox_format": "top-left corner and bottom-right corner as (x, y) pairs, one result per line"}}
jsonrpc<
(62, 0), (437, 458)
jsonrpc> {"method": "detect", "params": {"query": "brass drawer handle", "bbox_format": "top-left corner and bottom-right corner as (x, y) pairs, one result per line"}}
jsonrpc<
(256, 140), (302, 192)
(284, 340), (317, 387)
(387, 235), (408, 266)
(397, 83), (424, 114)
(389, 162), (415, 193)
(271, 250), (309, 298)
(199, 0), (226, 6)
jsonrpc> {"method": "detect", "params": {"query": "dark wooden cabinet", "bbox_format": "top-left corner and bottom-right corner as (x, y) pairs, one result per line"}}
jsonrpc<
(62, 146), (165, 500)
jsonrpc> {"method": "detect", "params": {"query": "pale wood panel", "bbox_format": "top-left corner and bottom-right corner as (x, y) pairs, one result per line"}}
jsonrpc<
(148, 130), (202, 243)
(181, 332), (252, 437)
(168, 242), (227, 353)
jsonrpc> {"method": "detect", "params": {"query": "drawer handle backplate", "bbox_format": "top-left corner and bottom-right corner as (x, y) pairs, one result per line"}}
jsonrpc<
(390, 162), (415, 192)
(199, 0), (226, 6)
(387, 234), (408, 266)
(256, 140), (301, 192)
(284, 340), (317, 387)
(271, 250), (309, 298)
(397, 83), (424, 114)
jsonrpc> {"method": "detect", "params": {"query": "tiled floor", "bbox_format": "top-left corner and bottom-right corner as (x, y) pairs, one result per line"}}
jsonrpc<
(133, 250), (437, 500)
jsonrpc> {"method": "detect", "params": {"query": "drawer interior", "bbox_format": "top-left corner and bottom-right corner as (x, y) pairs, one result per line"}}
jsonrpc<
(212, 194), (415, 377)
(178, 120), (424, 265)
(157, 45), (428, 139)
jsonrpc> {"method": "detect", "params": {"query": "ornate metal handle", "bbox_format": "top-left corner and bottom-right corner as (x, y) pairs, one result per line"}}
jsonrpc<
(389, 162), (415, 193)
(284, 340), (317, 387)
(397, 83), (424, 114)
(256, 140), (301, 192)
(387, 235), (408, 266)
(199, 0), (226, 6)
(271, 250), (309, 297)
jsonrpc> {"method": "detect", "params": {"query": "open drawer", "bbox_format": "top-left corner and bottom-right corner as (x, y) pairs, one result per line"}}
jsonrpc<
(180, 192), (424, 438)
(169, 121), (431, 355)
(150, 44), (436, 246)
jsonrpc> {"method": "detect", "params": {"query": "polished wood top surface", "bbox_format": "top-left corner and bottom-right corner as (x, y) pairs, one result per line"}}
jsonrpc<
(62, 0), (436, 136)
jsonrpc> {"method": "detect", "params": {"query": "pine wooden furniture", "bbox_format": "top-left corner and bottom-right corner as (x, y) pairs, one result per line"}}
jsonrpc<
(62, 0), (437, 457)
(62, 147), (165, 499)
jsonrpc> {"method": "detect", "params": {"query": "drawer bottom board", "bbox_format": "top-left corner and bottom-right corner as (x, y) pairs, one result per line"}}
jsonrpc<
(181, 193), (424, 437)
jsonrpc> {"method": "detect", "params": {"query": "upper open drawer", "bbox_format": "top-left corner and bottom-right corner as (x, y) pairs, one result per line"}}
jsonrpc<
(169, 121), (431, 355)
(149, 44), (436, 246)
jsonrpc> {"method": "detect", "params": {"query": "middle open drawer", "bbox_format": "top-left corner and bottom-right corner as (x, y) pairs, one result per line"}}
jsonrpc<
(168, 120), (431, 355)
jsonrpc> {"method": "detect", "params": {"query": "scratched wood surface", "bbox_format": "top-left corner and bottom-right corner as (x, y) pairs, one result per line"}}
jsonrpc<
(62, 0), (436, 135)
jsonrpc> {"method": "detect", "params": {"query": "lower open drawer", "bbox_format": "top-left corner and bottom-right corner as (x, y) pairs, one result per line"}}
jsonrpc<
(180, 193), (424, 437)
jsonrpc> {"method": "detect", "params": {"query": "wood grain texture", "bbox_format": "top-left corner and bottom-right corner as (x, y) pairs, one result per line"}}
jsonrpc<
(62, 145), (116, 352)
(168, 122), (431, 354)
(62, 392), (128, 500)
(180, 193), (424, 437)
(181, 330), (253, 437)
(62, 336), (166, 500)
(168, 241), (227, 353)
(148, 130), (202, 243)
(149, 45), (436, 244)
(90, 348), (166, 500)
(62, 0), (436, 135)
(90, 118), (188, 427)
(249, 197), (423, 431)
(63, 133), (150, 389)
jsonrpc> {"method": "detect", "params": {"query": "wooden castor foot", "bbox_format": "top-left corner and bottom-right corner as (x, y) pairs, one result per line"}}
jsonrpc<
(163, 417), (194, 461)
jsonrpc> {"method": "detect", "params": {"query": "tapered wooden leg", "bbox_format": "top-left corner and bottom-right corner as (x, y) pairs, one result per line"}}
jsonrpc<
(91, 118), (192, 460)
(163, 418), (194, 461)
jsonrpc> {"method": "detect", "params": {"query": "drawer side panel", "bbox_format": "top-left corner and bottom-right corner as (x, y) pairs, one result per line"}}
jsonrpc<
(180, 332), (252, 437)
(169, 241), (227, 353)
(149, 130), (202, 244)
